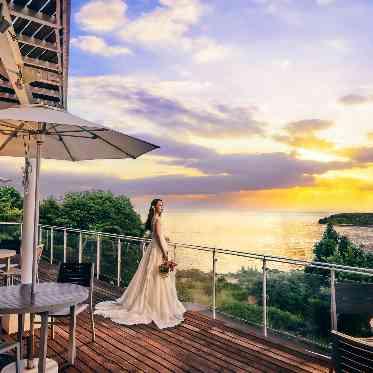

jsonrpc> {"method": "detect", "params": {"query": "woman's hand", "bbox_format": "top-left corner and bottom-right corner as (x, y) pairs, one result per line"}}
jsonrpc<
(162, 251), (168, 261)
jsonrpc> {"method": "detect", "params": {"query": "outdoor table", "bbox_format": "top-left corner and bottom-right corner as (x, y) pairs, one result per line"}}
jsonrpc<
(0, 283), (88, 373)
(0, 250), (16, 286)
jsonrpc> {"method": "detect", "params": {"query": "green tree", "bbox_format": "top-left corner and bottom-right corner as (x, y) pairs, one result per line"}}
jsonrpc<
(39, 197), (62, 226)
(40, 190), (144, 236)
(0, 186), (23, 222)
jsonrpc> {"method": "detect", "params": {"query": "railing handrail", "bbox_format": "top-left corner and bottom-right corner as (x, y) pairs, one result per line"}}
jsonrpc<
(3, 221), (373, 276)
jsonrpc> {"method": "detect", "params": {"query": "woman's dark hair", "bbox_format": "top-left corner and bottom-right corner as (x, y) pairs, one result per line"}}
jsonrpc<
(145, 198), (162, 232)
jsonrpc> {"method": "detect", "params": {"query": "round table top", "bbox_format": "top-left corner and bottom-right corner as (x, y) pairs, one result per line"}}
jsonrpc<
(0, 282), (88, 314)
(0, 249), (16, 259)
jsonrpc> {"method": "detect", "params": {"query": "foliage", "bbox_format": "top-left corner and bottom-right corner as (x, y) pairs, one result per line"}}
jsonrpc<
(39, 190), (144, 237)
(0, 186), (23, 246)
(0, 186), (22, 223)
(308, 222), (373, 282)
(319, 213), (373, 226)
(219, 302), (307, 333)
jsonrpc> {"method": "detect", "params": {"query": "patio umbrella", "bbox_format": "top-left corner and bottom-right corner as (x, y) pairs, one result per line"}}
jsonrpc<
(0, 104), (159, 295)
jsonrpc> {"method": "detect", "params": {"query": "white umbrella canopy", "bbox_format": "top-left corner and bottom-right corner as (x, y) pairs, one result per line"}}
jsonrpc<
(0, 105), (158, 160)
(0, 104), (159, 294)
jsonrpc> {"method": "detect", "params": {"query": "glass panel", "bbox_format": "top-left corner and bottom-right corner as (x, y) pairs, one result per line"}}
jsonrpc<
(174, 246), (212, 309)
(41, 227), (51, 261)
(100, 235), (118, 285)
(216, 254), (263, 328)
(82, 233), (97, 267)
(52, 229), (64, 263)
(266, 261), (331, 351)
(121, 239), (143, 287)
(66, 231), (79, 262)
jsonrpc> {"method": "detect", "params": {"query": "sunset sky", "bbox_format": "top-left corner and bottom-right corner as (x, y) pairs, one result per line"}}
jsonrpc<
(3, 0), (373, 211)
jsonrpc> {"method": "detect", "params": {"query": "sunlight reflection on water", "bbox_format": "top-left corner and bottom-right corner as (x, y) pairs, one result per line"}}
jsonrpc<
(159, 210), (373, 273)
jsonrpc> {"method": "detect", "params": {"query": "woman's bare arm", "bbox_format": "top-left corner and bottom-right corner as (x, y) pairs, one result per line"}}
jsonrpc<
(155, 219), (168, 260)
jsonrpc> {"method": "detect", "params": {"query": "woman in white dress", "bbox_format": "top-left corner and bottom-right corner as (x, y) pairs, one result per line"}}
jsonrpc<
(95, 199), (185, 329)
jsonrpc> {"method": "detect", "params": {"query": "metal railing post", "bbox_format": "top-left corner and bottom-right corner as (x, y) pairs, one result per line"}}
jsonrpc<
(212, 248), (217, 319)
(38, 226), (42, 245)
(173, 244), (176, 261)
(20, 223), (23, 239)
(50, 227), (54, 264)
(96, 233), (101, 279)
(78, 231), (83, 263)
(331, 268), (337, 331)
(63, 229), (67, 263)
(263, 257), (268, 337)
(117, 238), (121, 287)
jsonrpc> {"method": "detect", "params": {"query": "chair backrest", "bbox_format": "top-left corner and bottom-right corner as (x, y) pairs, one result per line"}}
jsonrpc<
(57, 262), (94, 288)
(332, 330), (373, 373)
(336, 282), (373, 314)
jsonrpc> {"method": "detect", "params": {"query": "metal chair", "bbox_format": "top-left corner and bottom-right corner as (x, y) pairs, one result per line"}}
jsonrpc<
(0, 244), (44, 285)
(0, 341), (21, 373)
(50, 262), (95, 342)
(331, 330), (373, 372)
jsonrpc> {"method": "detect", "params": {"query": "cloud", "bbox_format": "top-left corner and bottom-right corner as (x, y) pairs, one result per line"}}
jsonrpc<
(324, 39), (350, 53)
(120, 0), (204, 47)
(0, 148), (351, 198)
(75, 0), (229, 64)
(191, 38), (230, 64)
(316, 0), (336, 6)
(71, 36), (132, 57)
(69, 75), (266, 139)
(285, 119), (333, 135)
(119, 0), (230, 63)
(340, 147), (373, 163)
(339, 94), (373, 106)
(274, 119), (336, 152)
(75, 0), (127, 32)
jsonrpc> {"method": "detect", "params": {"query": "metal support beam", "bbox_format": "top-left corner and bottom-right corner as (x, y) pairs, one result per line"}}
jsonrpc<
(0, 80), (60, 98)
(23, 65), (62, 85)
(17, 34), (59, 53)
(10, 5), (59, 29)
(24, 56), (60, 72)
(0, 0), (33, 104)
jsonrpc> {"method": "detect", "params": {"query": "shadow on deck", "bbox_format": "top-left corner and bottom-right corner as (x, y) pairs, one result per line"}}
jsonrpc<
(4, 262), (332, 372)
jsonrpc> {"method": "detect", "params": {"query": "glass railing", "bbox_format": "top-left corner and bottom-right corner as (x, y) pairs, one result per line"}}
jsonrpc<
(1, 221), (373, 354)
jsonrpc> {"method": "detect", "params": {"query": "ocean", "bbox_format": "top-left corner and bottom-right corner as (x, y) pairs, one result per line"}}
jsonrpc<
(153, 210), (373, 274)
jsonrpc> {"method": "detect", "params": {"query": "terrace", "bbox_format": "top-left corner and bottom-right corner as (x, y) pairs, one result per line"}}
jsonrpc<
(4, 222), (370, 372)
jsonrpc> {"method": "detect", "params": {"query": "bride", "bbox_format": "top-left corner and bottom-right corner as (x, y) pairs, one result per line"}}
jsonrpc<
(95, 198), (185, 329)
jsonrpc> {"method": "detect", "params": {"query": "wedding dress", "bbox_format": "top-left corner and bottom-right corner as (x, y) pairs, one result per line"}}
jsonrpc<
(94, 217), (185, 329)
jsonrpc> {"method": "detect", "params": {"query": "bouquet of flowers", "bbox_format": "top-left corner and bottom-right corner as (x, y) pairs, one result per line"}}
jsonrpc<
(159, 260), (177, 278)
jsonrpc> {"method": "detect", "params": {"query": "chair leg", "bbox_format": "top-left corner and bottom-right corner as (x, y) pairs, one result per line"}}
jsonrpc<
(90, 307), (96, 342)
(51, 316), (55, 340)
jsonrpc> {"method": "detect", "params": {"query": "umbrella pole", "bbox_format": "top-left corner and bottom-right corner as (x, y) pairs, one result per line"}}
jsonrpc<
(31, 139), (42, 297)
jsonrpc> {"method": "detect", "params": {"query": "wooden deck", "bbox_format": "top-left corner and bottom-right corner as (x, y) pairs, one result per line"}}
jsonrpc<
(2, 263), (331, 372)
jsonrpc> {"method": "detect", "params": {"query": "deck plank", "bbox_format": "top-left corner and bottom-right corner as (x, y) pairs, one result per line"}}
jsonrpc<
(0, 262), (330, 372)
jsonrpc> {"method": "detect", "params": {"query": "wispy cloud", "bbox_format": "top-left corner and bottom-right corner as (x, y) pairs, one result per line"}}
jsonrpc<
(274, 119), (336, 152)
(339, 94), (373, 106)
(69, 75), (266, 140)
(75, 0), (230, 64)
(316, 0), (336, 6)
(324, 39), (351, 53)
(71, 36), (132, 57)
(75, 0), (127, 32)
